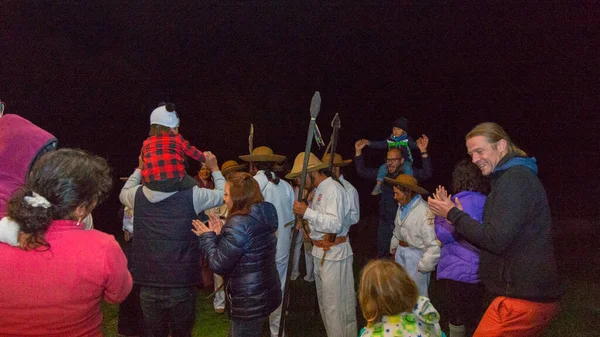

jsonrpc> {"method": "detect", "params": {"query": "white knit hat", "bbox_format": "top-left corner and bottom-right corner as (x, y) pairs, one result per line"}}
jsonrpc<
(150, 105), (180, 128)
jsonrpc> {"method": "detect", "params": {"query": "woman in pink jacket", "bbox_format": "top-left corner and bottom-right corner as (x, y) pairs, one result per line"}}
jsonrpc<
(0, 149), (132, 337)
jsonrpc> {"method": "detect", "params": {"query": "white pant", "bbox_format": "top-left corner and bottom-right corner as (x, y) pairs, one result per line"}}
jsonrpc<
(213, 273), (225, 310)
(313, 255), (357, 337)
(394, 245), (431, 297)
(291, 229), (314, 282)
(269, 228), (292, 337)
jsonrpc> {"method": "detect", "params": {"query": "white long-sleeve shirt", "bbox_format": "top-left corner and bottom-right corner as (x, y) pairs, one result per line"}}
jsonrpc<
(339, 175), (360, 226)
(119, 169), (225, 214)
(303, 177), (352, 261)
(389, 195), (440, 272)
(254, 170), (295, 244)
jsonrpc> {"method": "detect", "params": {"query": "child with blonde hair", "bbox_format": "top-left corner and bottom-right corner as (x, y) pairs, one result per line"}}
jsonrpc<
(359, 259), (443, 337)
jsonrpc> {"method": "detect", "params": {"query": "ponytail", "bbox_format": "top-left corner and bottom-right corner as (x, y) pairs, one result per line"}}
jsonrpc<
(264, 169), (280, 185)
(7, 189), (53, 250)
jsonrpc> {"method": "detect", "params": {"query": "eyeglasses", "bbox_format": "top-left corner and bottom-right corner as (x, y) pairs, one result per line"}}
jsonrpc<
(386, 158), (401, 162)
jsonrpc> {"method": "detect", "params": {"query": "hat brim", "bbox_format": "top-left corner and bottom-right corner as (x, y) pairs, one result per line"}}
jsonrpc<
(238, 154), (286, 163)
(285, 162), (329, 180)
(222, 163), (248, 175)
(272, 164), (286, 172)
(384, 177), (429, 194)
(332, 159), (352, 167)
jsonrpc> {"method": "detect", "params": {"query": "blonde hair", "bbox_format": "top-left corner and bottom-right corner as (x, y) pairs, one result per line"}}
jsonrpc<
(359, 259), (419, 327)
(466, 122), (527, 157)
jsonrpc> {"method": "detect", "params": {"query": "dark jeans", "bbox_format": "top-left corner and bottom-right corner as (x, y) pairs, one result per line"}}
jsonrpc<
(228, 316), (267, 337)
(139, 286), (197, 337)
(377, 220), (394, 258)
(118, 284), (144, 336)
(118, 236), (144, 336)
(445, 279), (485, 336)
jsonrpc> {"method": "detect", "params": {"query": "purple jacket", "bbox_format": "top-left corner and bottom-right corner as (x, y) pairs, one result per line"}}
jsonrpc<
(435, 190), (486, 283)
(0, 114), (57, 217)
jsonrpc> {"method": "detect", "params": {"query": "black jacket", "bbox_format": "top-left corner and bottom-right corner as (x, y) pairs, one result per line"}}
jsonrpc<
(198, 202), (281, 320)
(132, 187), (201, 287)
(448, 155), (561, 301)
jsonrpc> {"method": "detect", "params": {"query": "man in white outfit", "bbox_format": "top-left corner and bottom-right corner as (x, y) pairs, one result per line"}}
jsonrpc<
(288, 153), (357, 337)
(321, 153), (360, 228)
(240, 146), (295, 337)
(386, 174), (440, 297)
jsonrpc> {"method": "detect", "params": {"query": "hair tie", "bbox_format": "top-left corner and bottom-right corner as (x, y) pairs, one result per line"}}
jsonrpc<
(24, 192), (51, 208)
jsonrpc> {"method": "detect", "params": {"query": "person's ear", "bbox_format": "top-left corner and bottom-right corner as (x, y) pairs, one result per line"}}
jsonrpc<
(496, 139), (508, 153)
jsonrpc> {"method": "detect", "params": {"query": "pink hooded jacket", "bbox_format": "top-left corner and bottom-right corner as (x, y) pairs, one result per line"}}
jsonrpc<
(0, 114), (57, 217)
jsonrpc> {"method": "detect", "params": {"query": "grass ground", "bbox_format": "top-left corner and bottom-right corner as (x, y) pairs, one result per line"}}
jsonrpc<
(102, 216), (600, 336)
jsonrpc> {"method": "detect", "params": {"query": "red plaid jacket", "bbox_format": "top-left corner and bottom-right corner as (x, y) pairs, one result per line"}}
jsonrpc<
(141, 133), (205, 183)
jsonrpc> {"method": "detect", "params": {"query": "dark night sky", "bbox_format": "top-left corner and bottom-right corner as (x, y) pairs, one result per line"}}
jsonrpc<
(1, 1), (599, 232)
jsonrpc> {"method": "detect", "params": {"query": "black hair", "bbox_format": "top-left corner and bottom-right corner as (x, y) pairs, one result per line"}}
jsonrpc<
(393, 184), (418, 200)
(317, 168), (344, 188)
(255, 162), (280, 185)
(451, 159), (490, 195)
(157, 101), (176, 112)
(7, 149), (113, 250)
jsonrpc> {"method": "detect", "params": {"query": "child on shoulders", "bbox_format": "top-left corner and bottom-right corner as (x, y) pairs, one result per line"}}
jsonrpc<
(141, 102), (205, 192)
(366, 117), (418, 195)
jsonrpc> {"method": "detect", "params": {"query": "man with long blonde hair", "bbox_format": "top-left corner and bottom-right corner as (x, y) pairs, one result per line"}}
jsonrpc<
(428, 122), (560, 337)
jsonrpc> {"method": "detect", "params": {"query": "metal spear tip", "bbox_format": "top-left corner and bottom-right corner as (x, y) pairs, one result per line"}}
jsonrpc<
(310, 91), (321, 118)
(331, 113), (340, 127)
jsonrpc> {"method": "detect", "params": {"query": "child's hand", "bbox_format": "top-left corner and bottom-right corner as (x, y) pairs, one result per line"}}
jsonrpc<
(204, 152), (218, 172)
(137, 151), (144, 169)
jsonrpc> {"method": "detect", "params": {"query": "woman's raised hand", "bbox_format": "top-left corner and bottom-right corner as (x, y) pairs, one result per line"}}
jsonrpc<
(207, 213), (224, 235)
(192, 219), (213, 236)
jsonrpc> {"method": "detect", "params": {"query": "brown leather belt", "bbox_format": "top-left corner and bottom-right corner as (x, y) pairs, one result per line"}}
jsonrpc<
(398, 240), (409, 247)
(312, 236), (347, 266)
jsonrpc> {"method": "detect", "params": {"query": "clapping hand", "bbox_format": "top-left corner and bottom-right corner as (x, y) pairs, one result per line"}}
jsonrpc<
(207, 213), (224, 234)
(433, 185), (451, 202)
(427, 185), (463, 219)
(192, 213), (224, 236)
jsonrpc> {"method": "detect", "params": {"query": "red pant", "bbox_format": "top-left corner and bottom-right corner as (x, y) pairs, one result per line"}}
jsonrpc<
(474, 296), (559, 337)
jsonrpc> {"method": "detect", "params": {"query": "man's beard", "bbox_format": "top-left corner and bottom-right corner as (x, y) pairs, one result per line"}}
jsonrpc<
(387, 166), (403, 178)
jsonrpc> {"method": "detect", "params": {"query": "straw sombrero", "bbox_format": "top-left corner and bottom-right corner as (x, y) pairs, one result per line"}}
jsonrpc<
(285, 152), (329, 179)
(384, 174), (428, 194)
(221, 160), (248, 175)
(321, 152), (352, 167)
(239, 146), (286, 163)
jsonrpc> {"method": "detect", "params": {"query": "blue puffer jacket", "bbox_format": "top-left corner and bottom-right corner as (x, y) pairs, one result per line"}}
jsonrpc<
(198, 202), (281, 320)
(435, 190), (486, 283)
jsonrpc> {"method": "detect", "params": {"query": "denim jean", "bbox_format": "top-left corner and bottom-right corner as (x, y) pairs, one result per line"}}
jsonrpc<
(228, 316), (267, 337)
(139, 286), (197, 337)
